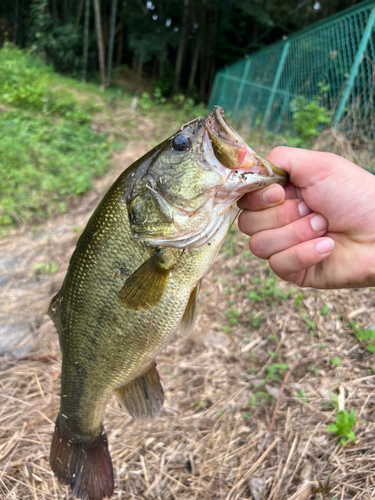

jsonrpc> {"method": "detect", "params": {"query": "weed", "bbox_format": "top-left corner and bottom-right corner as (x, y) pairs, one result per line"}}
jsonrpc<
(328, 389), (338, 410)
(226, 307), (240, 326)
(249, 270), (291, 304)
(34, 262), (58, 274)
(327, 409), (356, 446)
(321, 305), (329, 315)
(302, 313), (315, 336)
(294, 292), (304, 310)
(242, 412), (253, 420)
(268, 351), (279, 361)
(296, 389), (307, 403)
(222, 226), (236, 257)
(263, 363), (288, 381)
(249, 391), (274, 407)
(221, 326), (231, 335)
(330, 357), (341, 367)
(309, 364), (319, 377)
(248, 291), (262, 302)
(194, 399), (206, 410)
(350, 321), (375, 354)
(251, 313), (263, 328)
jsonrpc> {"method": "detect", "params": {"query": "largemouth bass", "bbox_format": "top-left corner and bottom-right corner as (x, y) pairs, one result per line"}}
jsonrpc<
(49, 107), (287, 500)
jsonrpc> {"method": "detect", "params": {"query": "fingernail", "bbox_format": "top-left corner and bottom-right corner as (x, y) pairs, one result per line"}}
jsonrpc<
(310, 214), (327, 232)
(262, 188), (282, 204)
(298, 201), (310, 217)
(316, 238), (334, 255)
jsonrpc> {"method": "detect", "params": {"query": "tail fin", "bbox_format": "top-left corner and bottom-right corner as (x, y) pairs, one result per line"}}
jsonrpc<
(50, 413), (114, 500)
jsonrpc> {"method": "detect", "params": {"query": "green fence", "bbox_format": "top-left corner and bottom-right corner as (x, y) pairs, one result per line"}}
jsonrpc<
(209, 0), (375, 143)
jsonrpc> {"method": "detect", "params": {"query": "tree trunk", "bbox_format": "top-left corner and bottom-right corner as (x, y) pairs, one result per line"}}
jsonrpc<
(93, 0), (106, 87)
(64, 0), (68, 22)
(76, 0), (84, 25)
(207, 0), (218, 99)
(137, 53), (144, 78)
(174, 0), (190, 92)
(187, 24), (202, 91)
(14, 0), (19, 42)
(106, 0), (118, 85)
(116, 22), (123, 67)
(51, 0), (59, 24)
(82, 0), (90, 80)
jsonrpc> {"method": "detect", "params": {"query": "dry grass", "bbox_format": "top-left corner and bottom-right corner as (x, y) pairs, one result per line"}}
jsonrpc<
(1, 118), (375, 500)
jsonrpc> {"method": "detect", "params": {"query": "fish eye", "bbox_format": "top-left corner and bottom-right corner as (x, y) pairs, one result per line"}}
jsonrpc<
(172, 134), (192, 151)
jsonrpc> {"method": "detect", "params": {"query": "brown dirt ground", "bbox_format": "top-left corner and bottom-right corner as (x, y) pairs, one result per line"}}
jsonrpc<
(1, 116), (375, 500)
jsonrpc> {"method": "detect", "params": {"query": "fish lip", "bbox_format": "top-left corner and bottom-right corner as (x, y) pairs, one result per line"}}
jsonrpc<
(207, 106), (246, 145)
(205, 106), (288, 184)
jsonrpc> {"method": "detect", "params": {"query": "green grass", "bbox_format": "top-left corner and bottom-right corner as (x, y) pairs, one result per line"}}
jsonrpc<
(0, 44), (117, 229)
(0, 111), (112, 226)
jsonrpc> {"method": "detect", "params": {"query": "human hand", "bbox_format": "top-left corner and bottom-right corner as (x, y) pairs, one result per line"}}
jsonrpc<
(238, 147), (375, 289)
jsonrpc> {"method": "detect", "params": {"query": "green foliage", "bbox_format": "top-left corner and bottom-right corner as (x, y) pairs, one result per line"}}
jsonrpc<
(327, 409), (356, 446)
(34, 262), (58, 274)
(222, 226), (237, 257)
(350, 321), (375, 354)
(302, 313), (315, 336)
(226, 307), (240, 326)
(249, 391), (274, 407)
(0, 44), (90, 118)
(251, 313), (263, 328)
(296, 389), (307, 403)
(309, 364), (319, 377)
(0, 111), (112, 226)
(249, 269), (292, 303)
(288, 83), (331, 146)
(321, 305), (329, 315)
(28, 0), (52, 54)
(263, 363), (288, 381)
(330, 357), (341, 367)
(294, 292), (304, 310)
(0, 46), (114, 227)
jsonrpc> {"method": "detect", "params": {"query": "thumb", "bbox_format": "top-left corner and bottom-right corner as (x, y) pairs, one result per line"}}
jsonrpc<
(265, 146), (348, 189)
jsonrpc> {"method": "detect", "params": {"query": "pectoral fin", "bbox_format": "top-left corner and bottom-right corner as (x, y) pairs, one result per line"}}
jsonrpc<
(119, 253), (170, 309)
(116, 362), (165, 420)
(48, 292), (60, 326)
(179, 280), (201, 338)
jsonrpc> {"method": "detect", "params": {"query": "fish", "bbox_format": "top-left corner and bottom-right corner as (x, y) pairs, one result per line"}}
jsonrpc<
(48, 106), (288, 500)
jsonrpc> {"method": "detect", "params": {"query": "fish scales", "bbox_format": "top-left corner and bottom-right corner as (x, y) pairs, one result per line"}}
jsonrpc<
(49, 107), (288, 500)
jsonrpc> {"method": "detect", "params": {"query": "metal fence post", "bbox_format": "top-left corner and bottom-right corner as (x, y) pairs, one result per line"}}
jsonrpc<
(233, 58), (252, 119)
(333, 5), (375, 125)
(262, 41), (290, 129)
(217, 67), (230, 106)
(209, 73), (220, 109)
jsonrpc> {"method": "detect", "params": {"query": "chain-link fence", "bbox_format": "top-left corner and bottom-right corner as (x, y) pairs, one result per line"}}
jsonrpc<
(209, 0), (375, 143)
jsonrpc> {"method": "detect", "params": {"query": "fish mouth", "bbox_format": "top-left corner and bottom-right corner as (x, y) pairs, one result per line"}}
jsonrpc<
(205, 106), (288, 185)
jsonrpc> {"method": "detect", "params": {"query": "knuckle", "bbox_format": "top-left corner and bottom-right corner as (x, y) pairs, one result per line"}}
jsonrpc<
(238, 211), (257, 236)
(291, 245), (305, 267)
(275, 206), (288, 227)
(249, 233), (269, 259)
